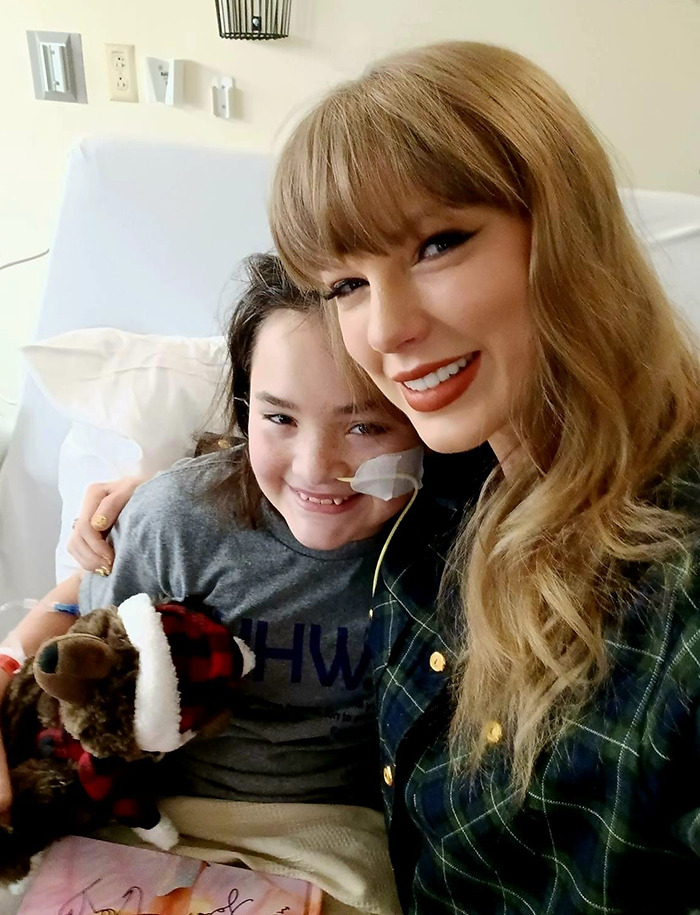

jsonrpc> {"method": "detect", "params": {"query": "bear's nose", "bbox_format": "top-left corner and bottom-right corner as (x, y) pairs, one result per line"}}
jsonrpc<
(33, 633), (118, 705)
(37, 642), (59, 674)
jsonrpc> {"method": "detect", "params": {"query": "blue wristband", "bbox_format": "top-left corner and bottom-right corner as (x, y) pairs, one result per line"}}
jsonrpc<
(52, 602), (80, 616)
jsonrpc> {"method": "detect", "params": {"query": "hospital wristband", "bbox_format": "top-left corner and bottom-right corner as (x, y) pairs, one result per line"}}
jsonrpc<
(0, 654), (21, 677)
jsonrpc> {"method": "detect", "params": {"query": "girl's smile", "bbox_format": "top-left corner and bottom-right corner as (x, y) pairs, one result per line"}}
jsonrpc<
(289, 485), (361, 511)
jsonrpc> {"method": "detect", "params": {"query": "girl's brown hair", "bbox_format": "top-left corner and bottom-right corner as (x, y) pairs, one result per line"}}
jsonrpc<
(212, 252), (320, 525)
(269, 41), (700, 792)
(214, 251), (379, 525)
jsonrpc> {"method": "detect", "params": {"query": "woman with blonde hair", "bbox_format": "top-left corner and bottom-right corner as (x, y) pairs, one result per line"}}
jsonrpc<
(270, 41), (700, 913)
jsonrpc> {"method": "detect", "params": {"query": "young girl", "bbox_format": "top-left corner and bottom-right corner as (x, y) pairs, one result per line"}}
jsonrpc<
(0, 252), (417, 914)
(268, 42), (700, 914)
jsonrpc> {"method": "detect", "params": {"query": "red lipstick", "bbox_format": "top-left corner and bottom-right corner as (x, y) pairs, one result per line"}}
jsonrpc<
(398, 353), (481, 413)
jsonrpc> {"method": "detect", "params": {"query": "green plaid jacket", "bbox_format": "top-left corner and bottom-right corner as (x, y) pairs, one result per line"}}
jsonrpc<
(369, 455), (700, 914)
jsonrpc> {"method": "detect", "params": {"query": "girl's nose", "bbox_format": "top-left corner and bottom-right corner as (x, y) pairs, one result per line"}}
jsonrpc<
(293, 431), (347, 486)
(366, 275), (429, 355)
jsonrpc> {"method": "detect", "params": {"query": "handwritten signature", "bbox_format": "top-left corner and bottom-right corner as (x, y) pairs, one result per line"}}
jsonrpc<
(56, 878), (293, 915)
(58, 879), (143, 915)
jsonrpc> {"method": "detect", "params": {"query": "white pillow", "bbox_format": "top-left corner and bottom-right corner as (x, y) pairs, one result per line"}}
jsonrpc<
(22, 328), (228, 581)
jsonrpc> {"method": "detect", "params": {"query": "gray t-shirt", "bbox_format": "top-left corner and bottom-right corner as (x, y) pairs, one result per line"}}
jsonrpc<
(80, 452), (382, 808)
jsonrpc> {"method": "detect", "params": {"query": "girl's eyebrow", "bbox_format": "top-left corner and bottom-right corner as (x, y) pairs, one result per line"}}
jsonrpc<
(255, 392), (296, 409)
(255, 392), (382, 416)
(334, 400), (383, 416)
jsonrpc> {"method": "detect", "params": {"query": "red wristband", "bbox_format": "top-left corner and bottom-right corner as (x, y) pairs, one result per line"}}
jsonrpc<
(0, 655), (20, 677)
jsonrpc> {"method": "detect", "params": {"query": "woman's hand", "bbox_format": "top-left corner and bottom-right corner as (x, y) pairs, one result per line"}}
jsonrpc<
(67, 477), (144, 573)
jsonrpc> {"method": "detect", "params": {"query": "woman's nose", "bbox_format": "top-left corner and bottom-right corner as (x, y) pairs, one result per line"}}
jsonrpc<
(366, 276), (428, 355)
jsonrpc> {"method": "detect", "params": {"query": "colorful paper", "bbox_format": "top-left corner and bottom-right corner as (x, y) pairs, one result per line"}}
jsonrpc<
(18, 835), (323, 915)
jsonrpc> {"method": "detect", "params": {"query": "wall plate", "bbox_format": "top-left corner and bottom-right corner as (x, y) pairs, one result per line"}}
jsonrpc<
(212, 76), (235, 119)
(105, 43), (138, 102)
(145, 57), (184, 106)
(27, 30), (87, 104)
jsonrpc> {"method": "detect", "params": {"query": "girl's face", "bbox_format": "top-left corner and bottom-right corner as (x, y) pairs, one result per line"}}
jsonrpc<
(247, 309), (420, 551)
(320, 202), (533, 462)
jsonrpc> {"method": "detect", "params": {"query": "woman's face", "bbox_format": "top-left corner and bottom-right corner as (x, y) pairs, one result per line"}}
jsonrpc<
(247, 309), (420, 551)
(320, 203), (533, 461)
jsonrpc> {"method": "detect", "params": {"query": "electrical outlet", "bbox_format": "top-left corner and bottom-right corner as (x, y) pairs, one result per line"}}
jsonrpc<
(105, 43), (138, 102)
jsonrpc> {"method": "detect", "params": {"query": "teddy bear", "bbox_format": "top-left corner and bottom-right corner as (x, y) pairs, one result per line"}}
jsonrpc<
(0, 593), (255, 887)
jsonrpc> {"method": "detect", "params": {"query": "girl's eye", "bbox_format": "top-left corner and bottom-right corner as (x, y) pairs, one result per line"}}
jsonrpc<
(349, 422), (387, 436)
(420, 230), (474, 260)
(322, 277), (367, 301)
(263, 413), (295, 427)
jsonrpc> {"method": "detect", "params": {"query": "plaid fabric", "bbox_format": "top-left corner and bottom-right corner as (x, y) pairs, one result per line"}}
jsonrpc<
(37, 727), (159, 827)
(369, 461), (700, 914)
(156, 602), (244, 734)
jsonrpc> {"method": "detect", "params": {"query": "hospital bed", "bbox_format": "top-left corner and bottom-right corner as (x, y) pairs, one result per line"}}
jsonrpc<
(0, 137), (698, 915)
(0, 137), (699, 621)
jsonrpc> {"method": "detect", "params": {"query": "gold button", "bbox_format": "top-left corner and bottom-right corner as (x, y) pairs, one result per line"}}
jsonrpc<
(484, 720), (503, 744)
(217, 438), (231, 450)
(429, 651), (446, 673)
(368, 607), (373, 620)
(383, 764), (394, 787)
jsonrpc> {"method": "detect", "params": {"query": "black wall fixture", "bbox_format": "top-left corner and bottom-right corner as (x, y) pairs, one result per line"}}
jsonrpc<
(215, 0), (292, 39)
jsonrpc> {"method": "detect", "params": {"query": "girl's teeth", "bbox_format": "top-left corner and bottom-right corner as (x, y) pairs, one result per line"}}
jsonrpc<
(403, 355), (470, 392)
(297, 492), (347, 505)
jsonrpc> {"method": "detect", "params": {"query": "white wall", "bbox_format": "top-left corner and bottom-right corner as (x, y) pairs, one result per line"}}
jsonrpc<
(2, 0), (699, 426)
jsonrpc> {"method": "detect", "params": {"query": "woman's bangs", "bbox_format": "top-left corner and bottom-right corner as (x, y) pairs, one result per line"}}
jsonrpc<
(272, 87), (516, 289)
(274, 113), (431, 286)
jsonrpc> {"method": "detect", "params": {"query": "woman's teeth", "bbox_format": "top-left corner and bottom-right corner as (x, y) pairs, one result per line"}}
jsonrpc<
(297, 492), (349, 505)
(403, 354), (474, 392)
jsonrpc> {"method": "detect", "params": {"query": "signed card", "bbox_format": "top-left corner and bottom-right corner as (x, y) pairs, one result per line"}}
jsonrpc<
(18, 835), (323, 915)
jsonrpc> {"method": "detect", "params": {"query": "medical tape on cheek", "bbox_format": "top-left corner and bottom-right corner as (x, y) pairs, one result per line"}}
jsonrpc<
(337, 446), (425, 597)
(337, 446), (424, 500)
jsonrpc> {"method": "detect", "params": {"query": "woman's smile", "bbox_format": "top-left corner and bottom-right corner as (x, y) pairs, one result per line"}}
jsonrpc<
(394, 352), (482, 412)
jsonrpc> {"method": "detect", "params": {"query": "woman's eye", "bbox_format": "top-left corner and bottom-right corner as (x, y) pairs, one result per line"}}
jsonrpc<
(263, 413), (295, 426)
(322, 278), (367, 301)
(420, 230), (473, 260)
(349, 422), (387, 436)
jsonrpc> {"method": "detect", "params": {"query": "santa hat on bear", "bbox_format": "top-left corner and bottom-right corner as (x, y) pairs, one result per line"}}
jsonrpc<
(117, 593), (255, 753)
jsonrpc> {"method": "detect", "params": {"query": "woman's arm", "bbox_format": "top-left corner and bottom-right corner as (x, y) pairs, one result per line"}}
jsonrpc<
(68, 476), (145, 573)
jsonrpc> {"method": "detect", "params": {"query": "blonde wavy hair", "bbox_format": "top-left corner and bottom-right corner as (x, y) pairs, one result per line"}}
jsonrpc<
(269, 41), (700, 792)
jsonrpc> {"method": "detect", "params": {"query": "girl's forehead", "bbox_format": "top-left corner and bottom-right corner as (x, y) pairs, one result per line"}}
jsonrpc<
(250, 310), (414, 426)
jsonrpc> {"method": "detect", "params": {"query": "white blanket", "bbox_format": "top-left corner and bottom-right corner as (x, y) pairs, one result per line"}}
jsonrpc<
(99, 797), (402, 915)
